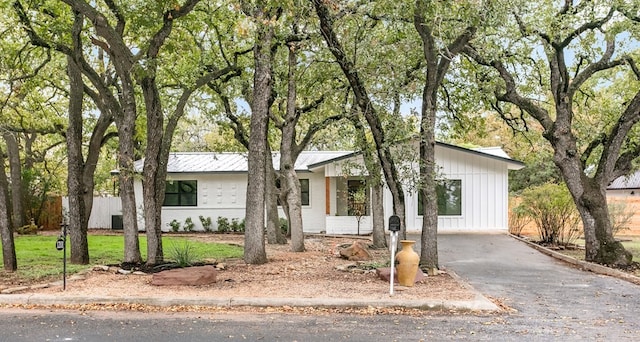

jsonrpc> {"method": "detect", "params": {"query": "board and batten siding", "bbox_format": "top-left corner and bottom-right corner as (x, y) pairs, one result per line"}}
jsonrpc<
(400, 146), (509, 232)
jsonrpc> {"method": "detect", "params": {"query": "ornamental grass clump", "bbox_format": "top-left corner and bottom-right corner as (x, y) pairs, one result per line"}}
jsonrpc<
(168, 240), (200, 267)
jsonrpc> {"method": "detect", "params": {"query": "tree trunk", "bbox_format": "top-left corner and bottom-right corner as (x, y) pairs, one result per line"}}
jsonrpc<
(244, 15), (272, 265)
(551, 128), (632, 266)
(116, 75), (142, 265)
(281, 40), (305, 252)
(141, 76), (165, 266)
(66, 55), (89, 264)
(0, 148), (17, 271)
(3, 132), (25, 229)
(418, 93), (439, 270)
(284, 169), (305, 252)
(349, 115), (386, 248)
(370, 184), (386, 249)
(265, 164), (287, 245)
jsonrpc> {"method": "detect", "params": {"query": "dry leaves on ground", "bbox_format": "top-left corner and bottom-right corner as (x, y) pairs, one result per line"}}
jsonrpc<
(19, 234), (477, 307)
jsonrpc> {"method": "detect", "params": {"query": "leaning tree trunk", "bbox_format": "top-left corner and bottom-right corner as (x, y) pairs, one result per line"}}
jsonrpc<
(0, 148), (17, 271)
(555, 148), (632, 266)
(314, 0), (408, 238)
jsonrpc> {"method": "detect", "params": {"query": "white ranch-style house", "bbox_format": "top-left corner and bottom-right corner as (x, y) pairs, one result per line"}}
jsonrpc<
(127, 142), (524, 234)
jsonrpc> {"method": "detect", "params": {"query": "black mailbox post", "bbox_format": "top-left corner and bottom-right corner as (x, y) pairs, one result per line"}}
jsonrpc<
(388, 215), (401, 295)
(388, 215), (401, 232)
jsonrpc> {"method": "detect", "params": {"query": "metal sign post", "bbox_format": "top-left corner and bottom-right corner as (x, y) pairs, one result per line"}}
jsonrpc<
(388, 215), (401, 296)
(56, 220), (68, 291)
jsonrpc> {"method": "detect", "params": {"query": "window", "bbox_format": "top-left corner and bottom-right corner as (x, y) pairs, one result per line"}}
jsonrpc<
(418, 179), (462, 216)
(347, 179), (369, 216)
(163, 180), (197, 206)
(276, 178), (310, 206)
(300, 179), (310, 206)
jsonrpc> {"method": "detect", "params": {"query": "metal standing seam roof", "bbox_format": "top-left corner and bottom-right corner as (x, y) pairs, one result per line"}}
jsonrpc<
(133, 144), (524, 174)
(608, 171), (640, 190)
(134, 151), (355, 173)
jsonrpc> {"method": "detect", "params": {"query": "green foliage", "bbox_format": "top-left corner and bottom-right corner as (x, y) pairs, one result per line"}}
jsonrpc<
(199, 215), (213, 232)
(183, 217), (195, 232)
(216, 216), (230, 233)
(518, 183), (581, 246)
(0, 235), (243, 282)
(168, 219), (181, 232)
(167, 240), (200, 268)
(230, 218), (245, 233)
(279, 217), (289, 236)
(216, 216), (245, 233)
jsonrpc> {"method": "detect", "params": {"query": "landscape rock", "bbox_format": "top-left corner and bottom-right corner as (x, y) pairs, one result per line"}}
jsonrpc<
(339, 241), (372, 261)
(376, 267), (427, 284)
(151, 266), (218, 286)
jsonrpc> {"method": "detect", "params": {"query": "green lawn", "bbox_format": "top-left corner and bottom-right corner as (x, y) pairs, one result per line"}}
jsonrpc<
(0, 235), (243, 284)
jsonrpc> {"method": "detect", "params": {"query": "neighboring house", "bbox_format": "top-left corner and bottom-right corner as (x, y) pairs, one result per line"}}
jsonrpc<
(608, 171), (640, 198)
(129, 141), (524, 234)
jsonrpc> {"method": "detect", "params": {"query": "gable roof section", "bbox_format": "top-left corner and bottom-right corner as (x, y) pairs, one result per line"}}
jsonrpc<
(306, 142), (525, 170)
(136, 151), (354, 173)
(608, 171), (640, 190)
(439, 142), (525, 170)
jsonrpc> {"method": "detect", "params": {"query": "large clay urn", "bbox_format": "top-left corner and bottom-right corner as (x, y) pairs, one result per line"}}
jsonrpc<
(395, 240), (419, 286)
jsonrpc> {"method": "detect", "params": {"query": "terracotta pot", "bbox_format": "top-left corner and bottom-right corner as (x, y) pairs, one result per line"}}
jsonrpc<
(395, 240), (419, 286)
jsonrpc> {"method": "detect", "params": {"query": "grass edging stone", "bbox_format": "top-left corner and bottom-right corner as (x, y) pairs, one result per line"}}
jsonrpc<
(509, 234), (640, 286)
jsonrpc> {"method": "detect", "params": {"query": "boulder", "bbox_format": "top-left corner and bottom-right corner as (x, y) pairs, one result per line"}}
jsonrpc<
(339, 241), (372, 261)
(151, 266), (218, 286)
(376, 267), (426, 284)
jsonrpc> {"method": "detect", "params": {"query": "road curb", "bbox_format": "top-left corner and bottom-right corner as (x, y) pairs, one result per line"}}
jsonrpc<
(0, 292), (498, 312)
(510, 234), (640, 286)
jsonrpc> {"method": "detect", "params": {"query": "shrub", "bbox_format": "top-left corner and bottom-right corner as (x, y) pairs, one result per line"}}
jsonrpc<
(199, 215), (213, 232)
(231, 218), (245, 232)
(167, 240), (200, 267)
(608, 201), (634, 237)
(279, 217), (289, 236)
(519, 183), (581, 246)
(217, 216), (230, 233)
(508, 197), (531, 236)
(168, 219), (181, 232)
(183, 217), (195, 232)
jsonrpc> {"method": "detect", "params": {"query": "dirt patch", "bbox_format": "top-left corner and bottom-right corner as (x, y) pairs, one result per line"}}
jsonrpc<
(15, 234), (477, 305)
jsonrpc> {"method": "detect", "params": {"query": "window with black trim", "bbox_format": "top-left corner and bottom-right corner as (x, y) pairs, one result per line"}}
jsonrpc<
(276, 178), (310, 206)
(163, 180), (197, 206)
(300, 179), (310, 206)
(418, 179), (462, 216)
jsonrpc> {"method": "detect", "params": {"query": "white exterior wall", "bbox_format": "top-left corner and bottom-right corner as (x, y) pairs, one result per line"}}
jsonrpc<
(62, 197), (122, 229)
(294, 171), (329, 233)
(135, 173), (247, 232)
(135, 171), (328, 233)
(386, 146), (510, 233)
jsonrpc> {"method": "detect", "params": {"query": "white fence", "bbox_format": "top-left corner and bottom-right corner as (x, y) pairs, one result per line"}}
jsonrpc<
(62, 197), (122, 229)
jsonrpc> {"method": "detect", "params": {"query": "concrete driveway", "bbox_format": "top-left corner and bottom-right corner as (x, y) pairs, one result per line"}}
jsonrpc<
(411, 233), (640, 340)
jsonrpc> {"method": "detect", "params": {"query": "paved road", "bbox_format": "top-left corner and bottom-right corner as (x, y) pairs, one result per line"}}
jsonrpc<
(0, 233), (638, 341)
